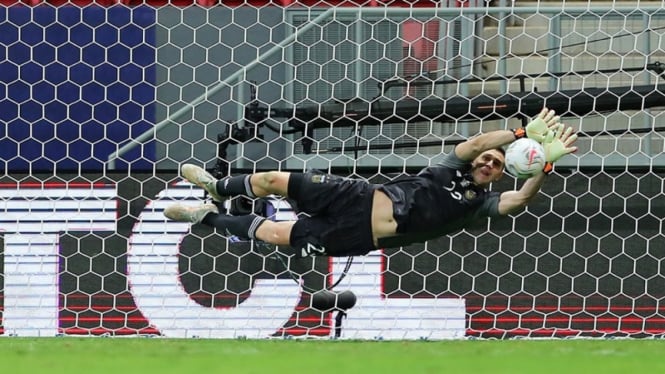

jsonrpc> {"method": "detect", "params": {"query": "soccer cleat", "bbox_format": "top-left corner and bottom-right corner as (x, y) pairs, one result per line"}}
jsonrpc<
(163, 203), (219, 224)
(181, 164), (226, 202)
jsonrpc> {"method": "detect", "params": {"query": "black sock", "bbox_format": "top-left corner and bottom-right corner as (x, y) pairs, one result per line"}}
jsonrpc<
(215, 175), (256, 197)
(201, 214), (265, 240)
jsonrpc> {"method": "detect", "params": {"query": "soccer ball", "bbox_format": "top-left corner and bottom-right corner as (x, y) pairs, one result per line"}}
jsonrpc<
(504, 138), (546, 179)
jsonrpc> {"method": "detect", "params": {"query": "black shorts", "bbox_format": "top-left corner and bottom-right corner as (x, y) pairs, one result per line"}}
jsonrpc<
(287, 172), (377, 257)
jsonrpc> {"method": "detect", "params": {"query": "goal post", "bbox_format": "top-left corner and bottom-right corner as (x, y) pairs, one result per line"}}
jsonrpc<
(0, 1), (664, 339)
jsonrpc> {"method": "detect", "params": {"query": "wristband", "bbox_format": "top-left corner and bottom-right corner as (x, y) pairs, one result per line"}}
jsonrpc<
(512, 127), (526, 139)
(542, 162), (554, 174)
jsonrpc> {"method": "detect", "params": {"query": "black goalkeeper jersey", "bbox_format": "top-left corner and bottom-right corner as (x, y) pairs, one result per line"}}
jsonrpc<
(376, 151), (501, 248)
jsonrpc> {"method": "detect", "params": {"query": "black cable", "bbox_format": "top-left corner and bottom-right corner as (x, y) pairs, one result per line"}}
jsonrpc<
(331, 256), (354, 290)
(265, 245), (320, 293)
(264, 243), (354, 292)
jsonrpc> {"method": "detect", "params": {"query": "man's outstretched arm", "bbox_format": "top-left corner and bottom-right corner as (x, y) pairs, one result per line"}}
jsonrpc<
(497, 122), (579, 215)
(454, 129), (515, 162)
(454, 108), (560, 161)
(497, 172), (547, 215)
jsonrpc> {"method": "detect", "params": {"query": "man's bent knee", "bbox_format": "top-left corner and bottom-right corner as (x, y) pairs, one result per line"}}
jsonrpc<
(251, 171), (290, 196)
(254, 220), (294, 246)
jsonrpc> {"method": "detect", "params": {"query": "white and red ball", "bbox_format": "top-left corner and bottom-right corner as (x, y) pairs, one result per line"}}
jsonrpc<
(504, 138), (546, 179)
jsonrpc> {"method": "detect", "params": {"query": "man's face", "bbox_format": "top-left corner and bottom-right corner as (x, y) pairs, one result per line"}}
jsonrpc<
(470, 149), (505, 186)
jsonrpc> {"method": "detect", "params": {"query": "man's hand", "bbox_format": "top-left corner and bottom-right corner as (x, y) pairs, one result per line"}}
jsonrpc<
(543, 123), (578, 163)
(525, 108), (561, 142)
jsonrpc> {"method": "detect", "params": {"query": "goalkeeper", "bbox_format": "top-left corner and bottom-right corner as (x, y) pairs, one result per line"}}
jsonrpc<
(164, 108), (578, 257)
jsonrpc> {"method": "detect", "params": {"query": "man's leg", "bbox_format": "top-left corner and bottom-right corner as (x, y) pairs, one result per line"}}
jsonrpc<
(180, 164), (226, 202)
(163, 203), (219, 224)
(253, 220), (295, 246)
(164, 203), (267, 241)
(163, 203), (293, 245)
(180, 164), (291, 201)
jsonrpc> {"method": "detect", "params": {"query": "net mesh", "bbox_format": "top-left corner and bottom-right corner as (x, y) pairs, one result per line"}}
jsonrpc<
(0, 1), (664, 339)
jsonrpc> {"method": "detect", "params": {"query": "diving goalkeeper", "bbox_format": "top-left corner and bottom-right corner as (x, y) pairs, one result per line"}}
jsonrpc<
(164, 108), (578, 257)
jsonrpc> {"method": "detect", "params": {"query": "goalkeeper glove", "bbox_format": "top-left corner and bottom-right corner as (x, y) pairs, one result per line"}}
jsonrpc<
(542, 124), (578, 174)
(512, 108), (560, 143)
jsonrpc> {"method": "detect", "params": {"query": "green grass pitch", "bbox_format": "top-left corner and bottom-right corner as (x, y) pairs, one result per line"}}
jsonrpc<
(1, 337), (664, 374)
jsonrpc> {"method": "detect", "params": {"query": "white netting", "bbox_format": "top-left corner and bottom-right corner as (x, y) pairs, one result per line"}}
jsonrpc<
(0, 1), (664, 339)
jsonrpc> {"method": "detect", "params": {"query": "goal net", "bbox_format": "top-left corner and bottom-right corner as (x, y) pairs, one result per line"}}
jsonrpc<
(0, 1), (664, 339)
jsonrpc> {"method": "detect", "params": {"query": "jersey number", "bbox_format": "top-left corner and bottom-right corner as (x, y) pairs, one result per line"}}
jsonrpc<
(301, 243), (327, 257)
(443, 181), (462, 201)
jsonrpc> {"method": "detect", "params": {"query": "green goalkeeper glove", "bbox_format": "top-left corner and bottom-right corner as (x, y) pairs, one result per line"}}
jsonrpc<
(542, 124), (579, 173)
(521, 108), (561, 143)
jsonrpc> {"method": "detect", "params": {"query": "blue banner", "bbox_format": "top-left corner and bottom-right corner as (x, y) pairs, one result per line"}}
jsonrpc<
(0, 6), (156, 171)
